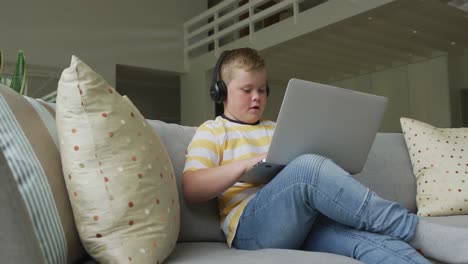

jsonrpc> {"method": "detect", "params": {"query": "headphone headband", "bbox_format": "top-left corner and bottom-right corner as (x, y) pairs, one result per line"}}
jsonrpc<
(210, 49), (269, 104)
(210, 50), (231, 94)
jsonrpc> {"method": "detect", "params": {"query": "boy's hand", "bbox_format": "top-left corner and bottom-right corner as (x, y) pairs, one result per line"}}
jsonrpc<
(183, 152), (268, 202)
(241, 153), (267, 173)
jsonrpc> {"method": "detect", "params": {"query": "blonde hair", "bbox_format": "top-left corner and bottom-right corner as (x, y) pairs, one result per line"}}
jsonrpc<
(220, 48), (266, 85)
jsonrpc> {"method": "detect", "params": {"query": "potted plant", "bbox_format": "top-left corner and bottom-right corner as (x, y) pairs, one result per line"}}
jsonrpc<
(0, 49), (27, 95)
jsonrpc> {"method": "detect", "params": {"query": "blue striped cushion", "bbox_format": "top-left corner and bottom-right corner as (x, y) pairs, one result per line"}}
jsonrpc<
(0, 84), (86, 263)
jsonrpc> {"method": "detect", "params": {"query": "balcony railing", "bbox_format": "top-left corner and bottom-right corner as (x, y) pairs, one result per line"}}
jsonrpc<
(183, 0), (329, 65)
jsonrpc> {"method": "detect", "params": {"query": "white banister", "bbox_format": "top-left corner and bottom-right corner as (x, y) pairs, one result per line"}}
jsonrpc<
(185, 1), (255, 41)
(293, 0), (299, 24)
(214, 11), (220, 56)
(184, 0), (304, 63)
(184, 0), (241, 31)
(249, 0), (254, 43)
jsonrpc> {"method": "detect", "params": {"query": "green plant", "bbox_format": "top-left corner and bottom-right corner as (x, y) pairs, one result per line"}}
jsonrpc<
(0, 49), (4, 85)
(0, 49), (27, 95)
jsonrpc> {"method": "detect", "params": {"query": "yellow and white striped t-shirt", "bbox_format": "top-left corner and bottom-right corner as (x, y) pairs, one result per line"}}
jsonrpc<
(183, 115), (276, 247)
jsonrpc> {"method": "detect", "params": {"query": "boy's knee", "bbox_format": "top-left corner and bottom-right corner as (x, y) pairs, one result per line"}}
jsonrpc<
(290, 153), (328, 167)
(291, 154), (333, 175)
(288, 154), (348, 180)
(279, 154), (329, 183)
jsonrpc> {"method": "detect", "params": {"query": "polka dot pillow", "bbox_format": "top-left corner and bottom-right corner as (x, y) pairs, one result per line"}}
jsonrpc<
(400, 117), (468, 217)
(56, 56), (179, 263)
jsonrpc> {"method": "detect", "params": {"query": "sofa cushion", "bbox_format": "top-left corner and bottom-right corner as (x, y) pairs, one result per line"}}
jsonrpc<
(421, 215), (468, 229)
(56, 56), (179, 263)
(149, 123), (420, 242)
(166, 242), (362, 264)
(400, 117), (468, 217)
(0, 84), (85, 263)
(148, 120), (225, 243)
(355, 133), (417, 212)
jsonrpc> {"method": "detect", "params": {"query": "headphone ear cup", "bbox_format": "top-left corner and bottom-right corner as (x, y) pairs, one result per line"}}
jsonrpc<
(266, 82), (270, 97)
(210, 82), (219, 102)
(215, 80), (227, 103)
(210, 50), (231, 104)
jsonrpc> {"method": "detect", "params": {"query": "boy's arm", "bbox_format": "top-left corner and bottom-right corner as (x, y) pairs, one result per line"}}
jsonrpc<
(182, 154), (266, 203)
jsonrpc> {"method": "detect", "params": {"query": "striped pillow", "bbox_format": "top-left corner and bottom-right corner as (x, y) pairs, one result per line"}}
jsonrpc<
(0, 84), (86, 263)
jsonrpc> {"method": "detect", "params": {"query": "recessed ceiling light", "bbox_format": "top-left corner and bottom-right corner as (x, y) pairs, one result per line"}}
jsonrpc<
(413, 30), (418, 34)
(451, 41), (456, 45)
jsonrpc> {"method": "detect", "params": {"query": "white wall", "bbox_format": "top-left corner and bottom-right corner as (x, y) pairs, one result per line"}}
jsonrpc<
(333, 56), (452, 131)
(448, 51), (468, 127)
(1, 0), (206, 86)
(463, 52), (468, 88)
(270, 52), (468, 131)
(186, 53), (461, 130)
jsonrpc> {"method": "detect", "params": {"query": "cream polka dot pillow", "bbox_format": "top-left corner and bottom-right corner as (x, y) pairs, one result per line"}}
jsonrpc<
(56, 56), (179, 263)
(400, 117), (468, 217)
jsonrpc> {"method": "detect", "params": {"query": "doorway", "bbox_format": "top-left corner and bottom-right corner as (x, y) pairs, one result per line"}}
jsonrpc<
(116, 64), (181, 123)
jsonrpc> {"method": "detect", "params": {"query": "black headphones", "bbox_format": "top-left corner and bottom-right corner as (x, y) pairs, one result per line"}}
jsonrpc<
(210, 49), (270, 104)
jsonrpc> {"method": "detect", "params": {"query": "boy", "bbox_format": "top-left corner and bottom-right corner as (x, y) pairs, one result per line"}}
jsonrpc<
(182, 48), (468, 264)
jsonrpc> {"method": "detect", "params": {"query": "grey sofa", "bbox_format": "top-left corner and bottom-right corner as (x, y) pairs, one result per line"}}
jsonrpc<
(148, 120), (467, 264)
(0, 82), (465, 263)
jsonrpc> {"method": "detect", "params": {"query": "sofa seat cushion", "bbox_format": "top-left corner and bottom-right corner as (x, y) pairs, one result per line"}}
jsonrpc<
(148, 120), (225, 243)
(165, 242), (362, 264)
(421, 215), (468, 228)
(419, 216), (468, 264)
(355, 133), (417, 212)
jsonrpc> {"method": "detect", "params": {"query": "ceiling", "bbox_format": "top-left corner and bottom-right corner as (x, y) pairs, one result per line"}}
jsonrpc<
(448, 0), (468, 12)
(261, 0), (468, 83)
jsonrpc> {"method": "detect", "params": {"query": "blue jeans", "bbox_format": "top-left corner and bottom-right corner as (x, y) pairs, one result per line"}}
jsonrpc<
(233, 154), (430, 264)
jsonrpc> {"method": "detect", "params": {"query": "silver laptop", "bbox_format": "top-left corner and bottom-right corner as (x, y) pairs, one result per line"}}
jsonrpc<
(239, 78), (388, 184)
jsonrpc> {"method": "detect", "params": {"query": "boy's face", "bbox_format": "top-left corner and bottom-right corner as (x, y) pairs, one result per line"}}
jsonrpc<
(223, 67), (267, 124)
